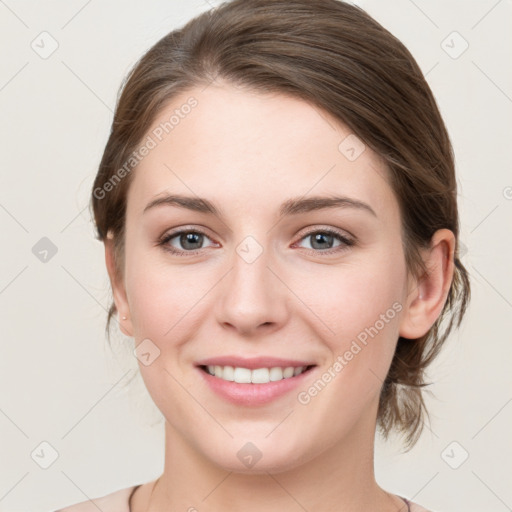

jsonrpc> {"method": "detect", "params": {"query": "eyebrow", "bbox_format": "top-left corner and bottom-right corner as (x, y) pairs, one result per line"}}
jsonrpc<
(143, 193), (377, 218)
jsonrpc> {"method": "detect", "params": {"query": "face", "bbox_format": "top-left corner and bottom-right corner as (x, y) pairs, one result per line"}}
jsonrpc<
(111, 81), (416, 473)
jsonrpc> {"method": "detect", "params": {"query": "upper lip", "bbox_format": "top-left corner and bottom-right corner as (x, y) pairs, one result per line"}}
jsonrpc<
(195, 356), (316, 369)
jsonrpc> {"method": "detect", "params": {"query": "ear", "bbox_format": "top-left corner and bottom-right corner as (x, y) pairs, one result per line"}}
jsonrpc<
(104, 234), (134, 337)
(399, 229), (455, 339)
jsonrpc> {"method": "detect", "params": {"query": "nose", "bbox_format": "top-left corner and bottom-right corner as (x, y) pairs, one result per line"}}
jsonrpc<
(215, 240), (289, 337)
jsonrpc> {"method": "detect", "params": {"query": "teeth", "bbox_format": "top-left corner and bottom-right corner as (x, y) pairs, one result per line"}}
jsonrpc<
(234, 367), (252, 383)
(283, 367), (295, 378)
(204, 365), (308, 383)
(222, 365), (235, 381)
(269, 367), (283, 381)
(251, 368), (269, 384)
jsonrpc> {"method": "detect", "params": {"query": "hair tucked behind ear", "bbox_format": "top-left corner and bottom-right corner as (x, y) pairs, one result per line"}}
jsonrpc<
(90, 0), (470, 449)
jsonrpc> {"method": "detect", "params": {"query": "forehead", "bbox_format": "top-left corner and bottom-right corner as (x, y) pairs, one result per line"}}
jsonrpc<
(126, 82), (395, 220)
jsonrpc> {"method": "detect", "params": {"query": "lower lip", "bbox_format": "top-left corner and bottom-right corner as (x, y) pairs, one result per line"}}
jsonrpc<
(196, 366), (315, 406)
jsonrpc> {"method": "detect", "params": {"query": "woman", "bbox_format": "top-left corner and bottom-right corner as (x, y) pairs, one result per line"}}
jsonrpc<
(56, 0), (470, 510)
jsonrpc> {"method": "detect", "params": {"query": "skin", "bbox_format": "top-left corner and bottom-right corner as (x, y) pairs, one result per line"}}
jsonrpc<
(105, 80), (455, 512)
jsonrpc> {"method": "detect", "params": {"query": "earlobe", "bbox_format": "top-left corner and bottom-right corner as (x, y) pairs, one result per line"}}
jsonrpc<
(399, 229), (455, 340)
(104, 236), (134, 337)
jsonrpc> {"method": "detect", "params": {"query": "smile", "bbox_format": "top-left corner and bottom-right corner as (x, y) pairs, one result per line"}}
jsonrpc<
(195, 356), (317, 405)
(201, 365), (312, 384)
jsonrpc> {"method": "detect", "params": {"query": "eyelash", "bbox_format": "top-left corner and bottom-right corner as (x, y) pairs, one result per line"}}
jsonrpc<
(157, 227), (355, 257)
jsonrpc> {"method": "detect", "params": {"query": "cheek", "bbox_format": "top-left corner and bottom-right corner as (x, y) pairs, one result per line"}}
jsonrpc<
(124, 244), (183, 338)
(305, 250), (406, 342)
(300, 246), (407, 392)
(125, 244), (219, 350)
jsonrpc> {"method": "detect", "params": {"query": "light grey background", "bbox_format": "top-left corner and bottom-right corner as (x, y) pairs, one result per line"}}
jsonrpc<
(0, 1), (511, 511)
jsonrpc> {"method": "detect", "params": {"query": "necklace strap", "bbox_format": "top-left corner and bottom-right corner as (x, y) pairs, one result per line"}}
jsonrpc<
(400, 496), (411, 512)
(129, 484), (412, 512)
(127, 484), (140, 511)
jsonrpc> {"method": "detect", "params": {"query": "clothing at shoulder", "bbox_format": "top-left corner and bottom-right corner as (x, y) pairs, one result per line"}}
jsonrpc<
(53, 486), (433, 512)
(53, 484), (138, 512)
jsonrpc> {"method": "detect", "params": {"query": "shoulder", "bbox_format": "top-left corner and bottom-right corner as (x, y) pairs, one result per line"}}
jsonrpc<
(395, 495), (435, 512)
(408, 499), (435, 512)
(53, 484), (138, 512)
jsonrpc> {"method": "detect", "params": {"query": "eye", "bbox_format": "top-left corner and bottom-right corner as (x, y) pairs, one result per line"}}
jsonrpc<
(158, 226), (355, 257)
(158, 228), (217, 256)
(294, 228), (355, 255)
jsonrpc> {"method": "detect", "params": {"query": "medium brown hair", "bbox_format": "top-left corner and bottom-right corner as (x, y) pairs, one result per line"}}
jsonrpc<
(90, 0), (470, 449)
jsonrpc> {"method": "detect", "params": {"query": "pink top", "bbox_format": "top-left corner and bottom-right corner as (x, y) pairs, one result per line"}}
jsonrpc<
(53, 483), (433, 512)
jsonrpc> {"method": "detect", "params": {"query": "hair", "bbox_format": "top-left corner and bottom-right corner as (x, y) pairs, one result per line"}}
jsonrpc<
(90, 0), (470, 449)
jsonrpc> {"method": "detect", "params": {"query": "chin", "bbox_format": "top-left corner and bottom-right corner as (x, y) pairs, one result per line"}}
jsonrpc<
(200, 434), (315, 475)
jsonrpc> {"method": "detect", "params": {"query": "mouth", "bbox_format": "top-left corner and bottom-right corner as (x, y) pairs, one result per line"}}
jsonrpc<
(199, 364), (316, 384)
(194, 357), (317, 406)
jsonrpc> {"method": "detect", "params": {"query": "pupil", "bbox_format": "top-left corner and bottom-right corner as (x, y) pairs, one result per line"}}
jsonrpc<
(181, 232), (202, 250)
(311, 233), (333, 250)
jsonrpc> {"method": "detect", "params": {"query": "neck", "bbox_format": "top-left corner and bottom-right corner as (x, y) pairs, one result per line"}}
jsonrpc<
(145, 402), (401, 511)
